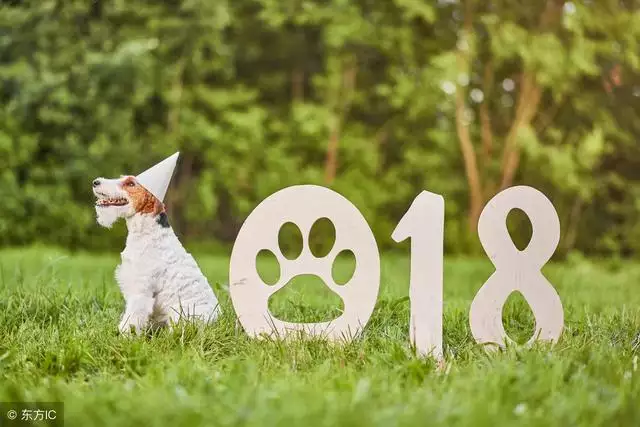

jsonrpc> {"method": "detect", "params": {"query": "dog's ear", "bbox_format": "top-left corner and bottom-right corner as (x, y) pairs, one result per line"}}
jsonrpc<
(153, 197), (165, 216)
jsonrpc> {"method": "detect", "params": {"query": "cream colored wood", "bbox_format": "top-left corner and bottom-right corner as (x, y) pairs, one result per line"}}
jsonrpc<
(392, 191), (444, 360)
(229, 185), (380, 341)
(469, 186), (564, 350)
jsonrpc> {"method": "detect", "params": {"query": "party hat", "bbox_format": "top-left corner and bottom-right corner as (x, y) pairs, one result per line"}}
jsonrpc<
(136, 152), (179, 202)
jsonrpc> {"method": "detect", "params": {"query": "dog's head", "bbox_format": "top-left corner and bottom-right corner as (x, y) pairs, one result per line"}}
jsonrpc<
(92, 175), (164, 228)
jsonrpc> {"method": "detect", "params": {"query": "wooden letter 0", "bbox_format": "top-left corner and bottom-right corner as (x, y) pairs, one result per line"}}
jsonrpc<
(469, 186), (564, 349)
(229, 185), (380, 341)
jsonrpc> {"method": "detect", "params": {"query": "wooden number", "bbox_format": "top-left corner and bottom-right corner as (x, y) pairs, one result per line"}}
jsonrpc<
(392, 191), (444, 360)
(469, 186), (564, 349)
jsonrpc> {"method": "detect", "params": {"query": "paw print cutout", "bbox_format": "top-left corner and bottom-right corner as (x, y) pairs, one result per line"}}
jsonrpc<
(230, 185), (380, 341)
(259, 219), (356, 321)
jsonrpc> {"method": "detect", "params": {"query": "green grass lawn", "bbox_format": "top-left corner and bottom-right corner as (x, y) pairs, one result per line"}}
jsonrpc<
(0, 247), (639, 426)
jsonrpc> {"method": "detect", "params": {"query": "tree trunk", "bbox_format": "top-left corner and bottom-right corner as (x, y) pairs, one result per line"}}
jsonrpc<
(455, 1), (484, 232)
(499, 0), (565, 189)
(324, 57), (357, 185)
(500, 72), (542, 189)
(292, 67), (305, 102)
(455, 88), (484, 232)
(325, 126), (340, 185)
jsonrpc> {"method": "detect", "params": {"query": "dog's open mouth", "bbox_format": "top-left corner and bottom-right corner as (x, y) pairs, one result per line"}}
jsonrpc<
(96, 197), (129, 207)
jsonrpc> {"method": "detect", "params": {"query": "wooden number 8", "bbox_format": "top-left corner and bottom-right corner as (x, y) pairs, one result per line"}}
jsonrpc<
(469, 186), (564, 349)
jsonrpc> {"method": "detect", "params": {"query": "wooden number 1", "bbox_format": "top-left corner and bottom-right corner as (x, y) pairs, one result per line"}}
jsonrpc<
(392, 191), (445, 360)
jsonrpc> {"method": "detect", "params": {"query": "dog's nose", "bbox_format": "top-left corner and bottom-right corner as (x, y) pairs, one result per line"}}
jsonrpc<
(93, 179), (101, 188)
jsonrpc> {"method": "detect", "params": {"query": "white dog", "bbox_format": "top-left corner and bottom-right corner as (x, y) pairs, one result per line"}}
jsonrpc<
(92, 153), (220, 335)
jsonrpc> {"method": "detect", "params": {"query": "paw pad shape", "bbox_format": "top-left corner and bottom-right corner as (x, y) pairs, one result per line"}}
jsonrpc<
(230, 185), (380, 340)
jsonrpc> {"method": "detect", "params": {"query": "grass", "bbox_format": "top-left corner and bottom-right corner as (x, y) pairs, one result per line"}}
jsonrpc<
(0, 246), (639, 426)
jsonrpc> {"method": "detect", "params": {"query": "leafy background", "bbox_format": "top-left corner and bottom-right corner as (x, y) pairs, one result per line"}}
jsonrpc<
(0, 0), (638, 257)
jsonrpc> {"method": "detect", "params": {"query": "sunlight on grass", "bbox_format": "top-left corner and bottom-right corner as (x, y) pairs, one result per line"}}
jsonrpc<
(502, 291), (536, 344)
(0, 247), (639, 427)
(268, 274), (344, 322)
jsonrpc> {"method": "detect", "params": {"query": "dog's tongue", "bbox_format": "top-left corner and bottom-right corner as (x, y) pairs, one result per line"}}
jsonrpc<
(136, 152), (179, 202)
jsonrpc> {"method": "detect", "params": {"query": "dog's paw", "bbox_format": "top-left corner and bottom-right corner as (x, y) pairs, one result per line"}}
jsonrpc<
(118, 316), (148, 336)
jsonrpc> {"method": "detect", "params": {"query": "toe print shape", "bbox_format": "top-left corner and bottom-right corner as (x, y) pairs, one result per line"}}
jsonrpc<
(278, 222), (304, 260)
(256, 222), (305, 286)
(308, 217), (336, 258)
(332, 250), (356, 285)
(230, 185), (380, 341)
(256, 249), (280, 286)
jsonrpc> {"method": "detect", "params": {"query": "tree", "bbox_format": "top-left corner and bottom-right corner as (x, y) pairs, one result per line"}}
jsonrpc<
(0, 0), (637, 257)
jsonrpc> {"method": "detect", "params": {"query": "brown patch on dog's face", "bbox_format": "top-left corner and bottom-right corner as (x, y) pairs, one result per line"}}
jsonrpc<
(120, 176), (164, 215)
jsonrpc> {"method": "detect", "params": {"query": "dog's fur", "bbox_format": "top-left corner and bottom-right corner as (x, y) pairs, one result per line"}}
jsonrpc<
(93, 175), (220, 334)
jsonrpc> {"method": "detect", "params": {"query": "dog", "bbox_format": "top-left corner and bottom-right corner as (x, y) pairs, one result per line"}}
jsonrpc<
(92, 173), (220, 335)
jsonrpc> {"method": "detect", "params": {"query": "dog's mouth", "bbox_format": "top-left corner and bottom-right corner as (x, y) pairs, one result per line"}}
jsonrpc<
(95, 196), (129, 207)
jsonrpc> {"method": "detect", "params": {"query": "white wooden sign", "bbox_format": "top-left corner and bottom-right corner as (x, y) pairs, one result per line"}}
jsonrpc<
(392, 191), (444, 359)
(229, 185), (380, 340)
(469, 186), (564, 349)
(228, 184), (564, 358)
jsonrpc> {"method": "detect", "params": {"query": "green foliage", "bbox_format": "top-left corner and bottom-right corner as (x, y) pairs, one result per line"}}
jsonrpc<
(0, 0), (638, 256)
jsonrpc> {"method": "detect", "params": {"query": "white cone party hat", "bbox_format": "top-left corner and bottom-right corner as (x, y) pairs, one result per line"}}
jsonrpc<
(136, 152), (179, 202)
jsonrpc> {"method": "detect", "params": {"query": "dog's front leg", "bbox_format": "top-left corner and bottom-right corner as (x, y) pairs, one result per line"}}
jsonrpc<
(118, 293), (155, 335)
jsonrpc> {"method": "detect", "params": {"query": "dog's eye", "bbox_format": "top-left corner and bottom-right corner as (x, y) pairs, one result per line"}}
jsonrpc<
(126, 181), (135, 187)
